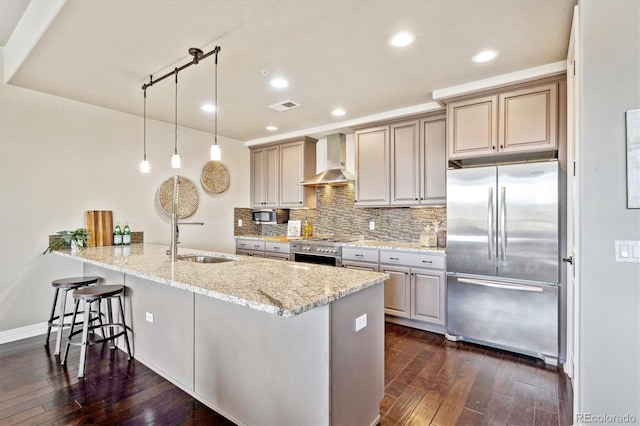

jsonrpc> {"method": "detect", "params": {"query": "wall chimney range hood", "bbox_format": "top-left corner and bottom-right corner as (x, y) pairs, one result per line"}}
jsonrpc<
(301, 133), (355, 186)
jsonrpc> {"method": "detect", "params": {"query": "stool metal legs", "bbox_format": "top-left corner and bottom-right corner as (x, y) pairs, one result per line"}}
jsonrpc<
(62, 291), (132, 378)
(44, 288), (60, 348)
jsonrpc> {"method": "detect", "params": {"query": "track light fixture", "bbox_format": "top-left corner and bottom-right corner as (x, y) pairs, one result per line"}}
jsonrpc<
(140, 46), (222, 172)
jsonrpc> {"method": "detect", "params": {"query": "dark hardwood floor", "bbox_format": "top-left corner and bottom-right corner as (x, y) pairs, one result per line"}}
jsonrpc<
(0, 323), (572, 425)
(381, 323), (573, 425)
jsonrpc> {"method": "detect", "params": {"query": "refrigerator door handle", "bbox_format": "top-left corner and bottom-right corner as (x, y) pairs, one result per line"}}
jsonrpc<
(458, 277), (543, 292)
(500, 186), (507, 261)
(488, 187), (494, 260)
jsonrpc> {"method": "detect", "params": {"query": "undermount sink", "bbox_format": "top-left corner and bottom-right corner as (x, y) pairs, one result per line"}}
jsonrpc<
(177, 255), (234, 264)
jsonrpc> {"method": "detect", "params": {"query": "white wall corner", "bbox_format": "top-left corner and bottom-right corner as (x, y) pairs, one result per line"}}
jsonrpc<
(3, 0), (67, 84)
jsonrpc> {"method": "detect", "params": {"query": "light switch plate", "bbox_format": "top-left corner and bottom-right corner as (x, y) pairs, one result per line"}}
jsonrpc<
(369, 221), (375, 230)
(238, 219), (243, 227)
(145, 312), (154, 323)
(615, 240), (640, 262)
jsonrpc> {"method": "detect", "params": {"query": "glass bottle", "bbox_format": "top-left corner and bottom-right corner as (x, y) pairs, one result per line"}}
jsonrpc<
(303, 219), (313, 238)
(122, 222), (131, 245)
(113, 223), (122, 246)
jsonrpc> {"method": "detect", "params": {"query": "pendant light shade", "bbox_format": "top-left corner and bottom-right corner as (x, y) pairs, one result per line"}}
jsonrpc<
(172, 68), (181, 169)
(140, 85), (150, 173)
(210, 144), (221, 161)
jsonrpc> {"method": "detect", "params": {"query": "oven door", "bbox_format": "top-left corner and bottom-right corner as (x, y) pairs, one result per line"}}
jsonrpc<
(292, 252), (340, 267)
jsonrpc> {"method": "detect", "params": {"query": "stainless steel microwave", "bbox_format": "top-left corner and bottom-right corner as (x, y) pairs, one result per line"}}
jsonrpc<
(251, 209), (290, 224)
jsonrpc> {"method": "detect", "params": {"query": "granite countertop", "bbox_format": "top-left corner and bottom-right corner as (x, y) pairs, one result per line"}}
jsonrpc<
(54, 243), (388, 318)
(343, 240), (446, 254)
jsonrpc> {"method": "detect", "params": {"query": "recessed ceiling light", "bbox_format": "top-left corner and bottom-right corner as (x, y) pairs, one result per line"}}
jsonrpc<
(388, 32), (415, 47)
(200, 103), (216, 112)
(472, 50), (499, 63)
(270, 78), (289, 88)
(266, 126), (278, 131)
(331, 108), (346, 116)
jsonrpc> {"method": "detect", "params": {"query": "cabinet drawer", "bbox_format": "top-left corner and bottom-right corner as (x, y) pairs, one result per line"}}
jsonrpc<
(265, 242), (290, 254)
(236, 240), (265, 251)
(379, 251), (445, 270)
(342, 247), (379, 263)
(237, 249), (265, 257)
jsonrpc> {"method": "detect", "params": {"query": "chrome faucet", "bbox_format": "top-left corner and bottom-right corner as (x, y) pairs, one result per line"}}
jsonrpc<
(169, 175), (204, 262)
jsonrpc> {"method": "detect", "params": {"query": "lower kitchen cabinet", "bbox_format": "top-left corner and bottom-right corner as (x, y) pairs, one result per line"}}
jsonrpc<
(236, 239), (290, 260)
(380, 266), (411, 318)
(236, 238), (266, 257)
(411, 268), (446, 325)
(265, 241), (291, 261)
(379, 250), (446, 332)
(342, 247), (379, 271)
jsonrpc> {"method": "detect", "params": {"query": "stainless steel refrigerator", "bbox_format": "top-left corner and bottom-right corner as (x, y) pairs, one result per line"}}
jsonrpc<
(446, 161), (559, 364)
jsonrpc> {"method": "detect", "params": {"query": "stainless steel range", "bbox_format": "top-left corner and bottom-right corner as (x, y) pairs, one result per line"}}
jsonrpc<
(290, 237), (358, 267)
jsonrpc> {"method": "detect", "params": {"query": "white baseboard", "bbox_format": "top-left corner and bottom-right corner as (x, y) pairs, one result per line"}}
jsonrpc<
(0, 322), (48, 344)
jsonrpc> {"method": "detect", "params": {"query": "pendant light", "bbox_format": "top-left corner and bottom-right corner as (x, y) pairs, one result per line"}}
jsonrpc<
(140, 47), (221, 172)
(171, 68), (181, 169)
(140, 85), (150, 173)
(210, 51), (221, 161)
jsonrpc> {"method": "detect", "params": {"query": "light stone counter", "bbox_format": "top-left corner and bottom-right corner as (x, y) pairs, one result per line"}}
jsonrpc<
(343, 239), (446, 254)
(54, 243), (388, 317)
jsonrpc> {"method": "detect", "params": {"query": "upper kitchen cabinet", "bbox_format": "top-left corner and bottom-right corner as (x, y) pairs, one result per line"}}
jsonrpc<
(355, 113), (446, 207)
(279, 137), (317, 208)
(354, 125), (390, 206)
(447, 81), (559, 160)
(251, 145), (279, 207)
(250, 137), (317, 208)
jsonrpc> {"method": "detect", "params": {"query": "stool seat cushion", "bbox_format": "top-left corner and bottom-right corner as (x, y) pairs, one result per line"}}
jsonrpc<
(52, 276), (100, 289)
(73, 285), (123, 299)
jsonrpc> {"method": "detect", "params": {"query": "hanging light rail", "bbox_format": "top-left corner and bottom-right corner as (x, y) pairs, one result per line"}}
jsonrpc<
(142, 46), (220, 91)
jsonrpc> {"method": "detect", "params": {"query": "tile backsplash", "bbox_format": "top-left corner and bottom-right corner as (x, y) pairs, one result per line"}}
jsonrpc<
(235, 184), (446, 243)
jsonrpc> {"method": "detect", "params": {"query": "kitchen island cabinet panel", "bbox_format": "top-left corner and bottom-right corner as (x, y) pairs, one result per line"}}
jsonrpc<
(194, 281), (383, 426)
(124, 274), (195, 391)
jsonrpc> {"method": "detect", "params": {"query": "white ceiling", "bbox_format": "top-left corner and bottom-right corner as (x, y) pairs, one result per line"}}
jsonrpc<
(1, 0), (575, 143)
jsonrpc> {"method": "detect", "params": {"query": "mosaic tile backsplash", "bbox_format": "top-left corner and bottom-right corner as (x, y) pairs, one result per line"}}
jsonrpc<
(234, 184), (446, 243)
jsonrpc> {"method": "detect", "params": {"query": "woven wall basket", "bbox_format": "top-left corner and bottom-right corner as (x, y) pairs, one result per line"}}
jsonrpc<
(157, 175), (199, 218)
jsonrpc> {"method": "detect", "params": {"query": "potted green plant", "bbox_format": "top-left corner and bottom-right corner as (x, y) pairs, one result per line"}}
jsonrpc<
(42, 228), (90, 254)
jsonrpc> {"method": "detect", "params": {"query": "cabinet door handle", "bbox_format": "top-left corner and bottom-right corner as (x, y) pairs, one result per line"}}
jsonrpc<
(254, 245), (261, 249)
(492, 146), (496, 150)
(389, 257), (399, 261)
(273, 247), (280, 251)
(421, 260), (432, 264)
(355, 254), (364, 257)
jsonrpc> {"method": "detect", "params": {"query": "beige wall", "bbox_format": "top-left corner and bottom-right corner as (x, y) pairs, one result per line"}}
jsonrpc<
(578, 0), (640, 419)
(0, 49), (250, 332)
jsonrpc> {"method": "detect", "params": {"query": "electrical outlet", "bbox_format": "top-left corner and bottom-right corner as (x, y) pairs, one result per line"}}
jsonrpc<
(355, 313), (367, 332)
(238, 219), (243, 227)
(369, 221), (375, 230)
(145, 312), (154, 323)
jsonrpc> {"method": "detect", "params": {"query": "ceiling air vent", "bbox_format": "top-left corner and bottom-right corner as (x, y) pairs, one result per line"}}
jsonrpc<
(268, 100), (301, 112)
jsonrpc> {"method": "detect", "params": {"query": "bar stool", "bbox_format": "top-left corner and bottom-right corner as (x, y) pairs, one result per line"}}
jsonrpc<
(61, 285), (133, 378)
(45, 276), (100, 356)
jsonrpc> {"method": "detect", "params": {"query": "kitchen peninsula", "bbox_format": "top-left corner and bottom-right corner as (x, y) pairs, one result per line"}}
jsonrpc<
(55, 243), (388, 426)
